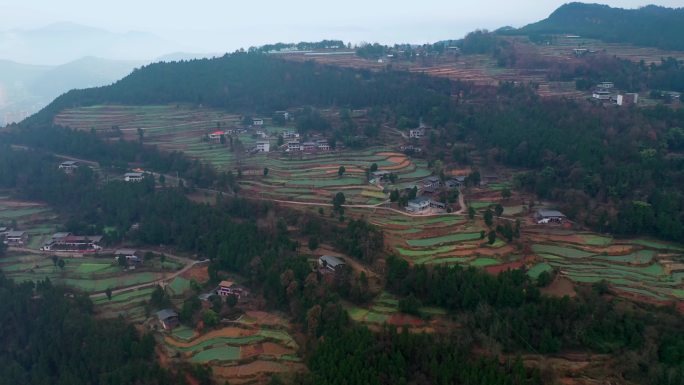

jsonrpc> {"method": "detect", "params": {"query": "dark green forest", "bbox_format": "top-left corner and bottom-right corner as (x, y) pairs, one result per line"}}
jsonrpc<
(383, 256), (684, 384)
(0, 275), (197, 385)
(514, 3), (684, 51)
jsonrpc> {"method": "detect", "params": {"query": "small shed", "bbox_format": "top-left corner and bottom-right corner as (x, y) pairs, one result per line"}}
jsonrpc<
(318, 255), (346, 271)
(3, 230), (28, 246)
(156, 309), (179, 330)
(536, 209), (566, 224)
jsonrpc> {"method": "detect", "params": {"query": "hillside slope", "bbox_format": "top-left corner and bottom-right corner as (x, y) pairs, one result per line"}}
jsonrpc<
(24, 53), (451, 127)
(516, 2), (684, 51)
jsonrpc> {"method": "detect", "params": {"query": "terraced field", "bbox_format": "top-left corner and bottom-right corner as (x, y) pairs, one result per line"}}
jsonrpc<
(53, 105), (434, 205)
(160, 310), (304, 384)
(357, 208), (518, 267)
(0, 196), (59, 250)
(0, 252), (182, 293)
(345, 292), (443, 329)
(527, 230), (684, 303)
(93, 287), (155, 323)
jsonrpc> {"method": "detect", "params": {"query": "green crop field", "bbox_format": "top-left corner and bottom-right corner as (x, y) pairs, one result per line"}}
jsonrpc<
(406, 232), (481, 247)
(580, 234), (612, 246)
(168, 276), (191, 296)
(469, 202), (495, 209)
(75, 263), (116, 274)
(470, 258), (500, 267)
(395, 245), (455, 258)
(190, 346), (241, 363)
(0, 207), (49, 219)
(172, 326), (198, 341)
(532, 244), (594, 259)
(595, 250), (655, 264)
(632, 239), (684, 251)
(365, 312), (390, 323)
(527, 263), (553, 279)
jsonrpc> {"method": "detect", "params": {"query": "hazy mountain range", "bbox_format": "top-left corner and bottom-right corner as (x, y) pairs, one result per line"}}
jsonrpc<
(0, 22), (220, 126)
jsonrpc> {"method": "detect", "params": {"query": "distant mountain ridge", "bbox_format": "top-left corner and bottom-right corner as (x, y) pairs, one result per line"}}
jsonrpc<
(0, 22), (182, 65)
(0, 56), (143, 125)
(514, 2), (684, 51)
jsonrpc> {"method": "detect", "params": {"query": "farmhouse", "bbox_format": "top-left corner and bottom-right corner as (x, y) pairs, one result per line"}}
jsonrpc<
(59, 161), (79, 173)
(316, 140), (331, 151)
(592, 89), (612, 100)
(217, 280), (243, 298)
(252, 118), (264, 126)
(3, 230), (28, 246)
(572, 48), (588, 57)
(318, 255), (346, 272)
(302, 142), (317, 151)
(208, 130), (224, 142)
(617, 93), (638, 106)
(156, 309), (179, 330)
(536, 209), (566, 224)
(274, 111), (290, 120)
(115, 249), (142, 264)
(421, 176), (440, 189)
(400, 145), (422, 153)
(597, 82), (614, 90)
(42, 233), (103, 252)
(256, 140), (270, 152)
(409, 128), (425, 139)
(446, 175), (466, 188)
(286, 140), (302, 151)
(0, 227), (7, 236)
(255, 129), (268, 138)
(371, 170), (391, 180)
(282, 130), (300, 139)
(124, 172), (145, 182)
(406, 197), (431, 212)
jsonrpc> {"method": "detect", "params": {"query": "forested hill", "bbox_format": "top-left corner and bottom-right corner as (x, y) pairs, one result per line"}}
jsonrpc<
(23, 53), (452, 127)
(515, 2), (684, 51)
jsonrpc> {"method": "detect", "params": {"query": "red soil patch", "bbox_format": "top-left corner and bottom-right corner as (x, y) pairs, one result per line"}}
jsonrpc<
(388, 313), (424, 327)
(181, 264), (210, 283)
(243, 311), (289, 327)
(376, 152), (403, 157)
(485, 261), (524, 275)
(261, 342), (295, 357)
(215, 360), (298, 378)
(240, 343), (265, 359)
(541, 276), (577, 298)
(386, 156), (406, 164)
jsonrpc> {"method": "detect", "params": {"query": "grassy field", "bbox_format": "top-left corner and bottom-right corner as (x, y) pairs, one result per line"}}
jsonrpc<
(532, 244), (595, 259)
(406, 232), (482, 247)
(0, 253), (180, 294)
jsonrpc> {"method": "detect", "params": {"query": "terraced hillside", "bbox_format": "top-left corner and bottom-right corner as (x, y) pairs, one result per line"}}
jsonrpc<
(525, 228), (684, 304)
(53, 105), (433, 204)
(159, 311), (304, 384)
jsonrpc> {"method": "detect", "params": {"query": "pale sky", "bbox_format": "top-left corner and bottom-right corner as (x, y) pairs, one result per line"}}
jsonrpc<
(1, 0), (683, 52)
